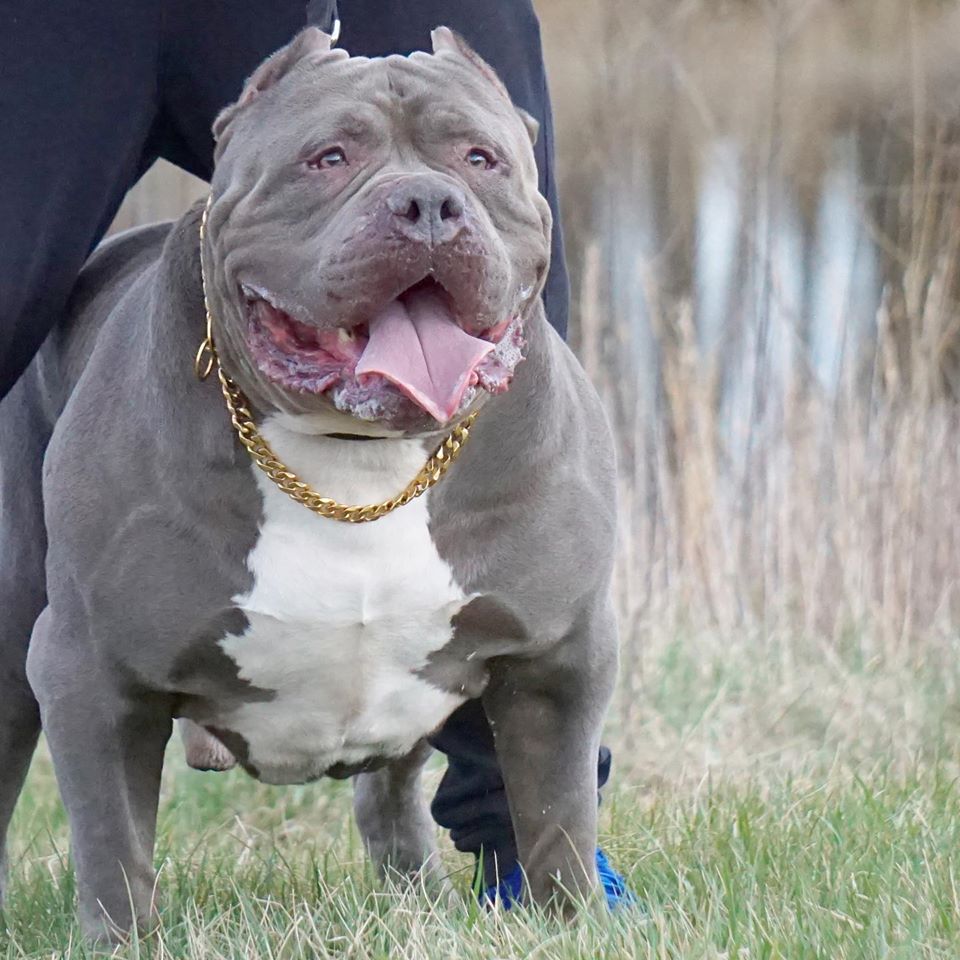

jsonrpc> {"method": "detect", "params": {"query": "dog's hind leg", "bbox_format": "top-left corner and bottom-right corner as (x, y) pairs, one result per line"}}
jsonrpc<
(353, 740), (444, 884)
(0, 378), (51, 905)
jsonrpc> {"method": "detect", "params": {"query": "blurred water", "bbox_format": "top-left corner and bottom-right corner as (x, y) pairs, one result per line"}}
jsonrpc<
(598, 131), (885, 457)
(695, 133), (880, 398)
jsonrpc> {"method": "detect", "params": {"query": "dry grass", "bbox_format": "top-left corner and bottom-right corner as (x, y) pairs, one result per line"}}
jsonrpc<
(538, 0), (960, 784)
(8, 749), (960, 957)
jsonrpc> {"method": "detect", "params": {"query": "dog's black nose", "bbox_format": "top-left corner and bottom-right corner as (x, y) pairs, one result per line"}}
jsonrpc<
(387, 178), (466, 245)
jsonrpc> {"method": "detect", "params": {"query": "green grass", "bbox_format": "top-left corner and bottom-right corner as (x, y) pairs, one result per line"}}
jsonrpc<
(4, 745), (960, 959)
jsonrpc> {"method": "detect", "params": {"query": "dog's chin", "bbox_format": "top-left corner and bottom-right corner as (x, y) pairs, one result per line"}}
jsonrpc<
(240, 278), (527, 433)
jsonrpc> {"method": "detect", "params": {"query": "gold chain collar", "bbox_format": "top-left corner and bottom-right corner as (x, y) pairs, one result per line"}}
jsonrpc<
(194, 196), (477, 523)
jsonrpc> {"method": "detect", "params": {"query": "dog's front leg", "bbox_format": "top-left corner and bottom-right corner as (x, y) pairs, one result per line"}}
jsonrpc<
(27, 608), (172, 943)
(482, 610), (617, 911)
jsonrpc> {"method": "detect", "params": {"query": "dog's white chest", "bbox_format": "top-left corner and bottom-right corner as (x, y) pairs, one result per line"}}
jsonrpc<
(216, 420), (469, 784)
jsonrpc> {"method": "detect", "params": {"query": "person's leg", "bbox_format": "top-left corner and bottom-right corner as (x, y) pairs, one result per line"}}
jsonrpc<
(157, 0), (317, 181)
(0, 0), (163, 400)
(429, 699), (612, 886)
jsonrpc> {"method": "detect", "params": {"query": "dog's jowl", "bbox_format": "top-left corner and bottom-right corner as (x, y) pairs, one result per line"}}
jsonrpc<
(0, 26), (618, 941)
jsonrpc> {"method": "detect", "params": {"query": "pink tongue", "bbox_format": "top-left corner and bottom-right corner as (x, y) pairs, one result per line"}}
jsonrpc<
(355, 286), (494, 423)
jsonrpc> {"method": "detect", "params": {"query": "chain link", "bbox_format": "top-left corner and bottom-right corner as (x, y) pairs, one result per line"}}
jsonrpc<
(196, 194), (478, 523)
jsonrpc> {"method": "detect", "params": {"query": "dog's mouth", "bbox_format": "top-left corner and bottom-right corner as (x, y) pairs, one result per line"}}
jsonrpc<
(243, 277), (525, 426)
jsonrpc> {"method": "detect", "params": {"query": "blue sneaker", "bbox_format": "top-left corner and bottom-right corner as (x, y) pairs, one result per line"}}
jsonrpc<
(482, 848), (637, 910)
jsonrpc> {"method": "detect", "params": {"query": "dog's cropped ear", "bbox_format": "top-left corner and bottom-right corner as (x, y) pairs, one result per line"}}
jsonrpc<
(213, 27), (335, 145)
(430, 26), (540, 145)
(431, 27), (511, 102)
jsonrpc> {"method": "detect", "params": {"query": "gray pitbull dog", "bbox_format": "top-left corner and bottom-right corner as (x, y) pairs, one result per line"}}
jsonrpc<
(0, 27), (618, 940)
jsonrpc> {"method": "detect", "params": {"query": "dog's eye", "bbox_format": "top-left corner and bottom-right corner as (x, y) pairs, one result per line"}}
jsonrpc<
(466, 148), (497, 170)
(307, 147), (347, 170)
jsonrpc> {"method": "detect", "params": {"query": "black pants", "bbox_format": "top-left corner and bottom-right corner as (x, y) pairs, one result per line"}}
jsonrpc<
(0, 0), (603, 879)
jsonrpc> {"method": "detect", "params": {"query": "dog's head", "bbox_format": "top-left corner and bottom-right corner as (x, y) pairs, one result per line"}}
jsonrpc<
(204, 26), (552, 435)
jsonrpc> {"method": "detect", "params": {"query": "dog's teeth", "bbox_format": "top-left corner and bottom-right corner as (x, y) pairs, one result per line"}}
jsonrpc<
(338, 328), (354, 343)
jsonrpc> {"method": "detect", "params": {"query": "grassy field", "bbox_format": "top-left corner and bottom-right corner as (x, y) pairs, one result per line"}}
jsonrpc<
(5, 647), (960, 960)
(5, 748), (960, 959)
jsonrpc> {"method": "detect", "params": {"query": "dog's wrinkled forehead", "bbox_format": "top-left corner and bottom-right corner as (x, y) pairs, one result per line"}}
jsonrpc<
(213, 27), (539, 180)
